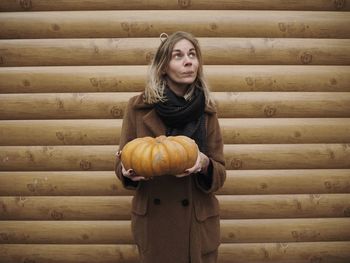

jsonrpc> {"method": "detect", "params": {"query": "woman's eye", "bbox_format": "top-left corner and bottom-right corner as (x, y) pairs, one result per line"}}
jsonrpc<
(189, 53), (196, 58)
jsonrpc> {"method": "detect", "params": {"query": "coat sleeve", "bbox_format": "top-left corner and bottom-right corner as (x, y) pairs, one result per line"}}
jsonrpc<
(195, 112), (226, 193)
(115, 97), (139, 190)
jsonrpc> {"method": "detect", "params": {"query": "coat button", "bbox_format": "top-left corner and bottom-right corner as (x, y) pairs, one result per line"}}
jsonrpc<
(181, 199), (189, 207)
(153, 198), (161, 205)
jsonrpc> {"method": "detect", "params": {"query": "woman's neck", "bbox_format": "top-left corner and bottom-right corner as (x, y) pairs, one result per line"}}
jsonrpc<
(166, 78), (189, 97)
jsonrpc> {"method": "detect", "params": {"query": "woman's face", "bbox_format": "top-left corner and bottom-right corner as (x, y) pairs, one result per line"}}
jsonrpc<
(165, 39), (199, 94)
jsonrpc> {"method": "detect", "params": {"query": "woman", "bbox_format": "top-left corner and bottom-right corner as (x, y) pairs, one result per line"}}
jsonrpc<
(115, 31), (226, 263)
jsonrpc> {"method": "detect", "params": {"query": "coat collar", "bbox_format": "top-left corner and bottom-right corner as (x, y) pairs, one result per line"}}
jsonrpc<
(142, 109), (166, 136)
(131, 94), (166, 136)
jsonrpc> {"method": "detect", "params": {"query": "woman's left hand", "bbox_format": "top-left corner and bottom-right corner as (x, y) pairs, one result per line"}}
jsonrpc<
(176, 151), (210, 178)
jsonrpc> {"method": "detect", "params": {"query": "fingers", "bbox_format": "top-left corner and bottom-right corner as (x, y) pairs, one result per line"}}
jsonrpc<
(176, 151), (209, 178)
(175, 172), (187, 178)
(130, 175), (148, 181)
(122, 167), (148, 181)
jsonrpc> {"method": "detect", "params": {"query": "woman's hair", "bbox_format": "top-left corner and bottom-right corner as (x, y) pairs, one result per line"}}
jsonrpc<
(144, 31), (214, 106)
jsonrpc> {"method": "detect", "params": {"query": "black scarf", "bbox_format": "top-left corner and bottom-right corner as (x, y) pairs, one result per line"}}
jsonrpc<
(155, 86), (207, 153)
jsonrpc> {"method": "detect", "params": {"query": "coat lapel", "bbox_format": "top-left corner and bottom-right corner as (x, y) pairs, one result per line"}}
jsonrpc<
(142, 109), (166, 137)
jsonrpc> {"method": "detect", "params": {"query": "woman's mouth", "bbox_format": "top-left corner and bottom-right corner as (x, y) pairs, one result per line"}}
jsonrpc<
(182, 71), (195, 75)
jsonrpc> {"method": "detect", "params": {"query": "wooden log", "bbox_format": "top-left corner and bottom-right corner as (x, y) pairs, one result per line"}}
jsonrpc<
(0, 244), (139, 263)
(0, 220), (133, 244)
(220, 218), (350, 243)
(1, 144), (350, 171)
(0, 66), (147, 93)
(218, 194), (350, 219)
(221, 169), (350, 195)
(1, 118), (350, 146)
(224, 144), (350, 170)
(1, 92), (349, 120)
(219, 118), (350, 144)
(218, 242), (350, 263)
(1, 218), (349, 244)
(215, 92), (350, 118)
(0, 145), (118, 171)
(1, 11), (349, 39)
(1, 66), (349, 93)
(0, 92), (137, 120)
(0, 196), (132, 220)
(0, 194), (349, 220)
(0, 169), (349, 196)
(0, 171), (134, 196)
(0, 0), (348, 11)
(0, 38), (349, 66)
(0, 119), (122, 146)
(1, 242), (350, 263)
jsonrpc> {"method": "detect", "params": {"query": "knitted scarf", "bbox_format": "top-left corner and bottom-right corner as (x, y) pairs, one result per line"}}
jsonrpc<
(155, 86), (207, 153)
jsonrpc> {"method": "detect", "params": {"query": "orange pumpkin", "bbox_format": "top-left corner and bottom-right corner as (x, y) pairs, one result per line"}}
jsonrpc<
(121, 135), (198, 177)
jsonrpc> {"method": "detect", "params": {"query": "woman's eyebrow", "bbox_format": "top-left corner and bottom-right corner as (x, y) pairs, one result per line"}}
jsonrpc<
(172, 48), (196, 53)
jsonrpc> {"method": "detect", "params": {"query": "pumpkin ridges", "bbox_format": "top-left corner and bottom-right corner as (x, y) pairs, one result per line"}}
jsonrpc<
(170, 136), (198, 169)
(165, 139), (188, 174)
(120, 138), (143, 170)
(138, 142), (154, 177)
(152, 142), (170, 176)
(121, 137), (153, 171)
(130, 141), (151, 176)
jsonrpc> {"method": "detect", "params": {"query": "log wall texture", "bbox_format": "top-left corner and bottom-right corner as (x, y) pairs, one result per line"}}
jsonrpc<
(0, 1), (349, 262)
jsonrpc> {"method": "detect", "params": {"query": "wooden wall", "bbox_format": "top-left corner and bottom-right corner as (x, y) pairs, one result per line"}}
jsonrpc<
(1, 1), (350, 262)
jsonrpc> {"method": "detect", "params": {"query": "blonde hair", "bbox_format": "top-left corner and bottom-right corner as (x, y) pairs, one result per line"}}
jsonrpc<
(144, 31), (214, 106)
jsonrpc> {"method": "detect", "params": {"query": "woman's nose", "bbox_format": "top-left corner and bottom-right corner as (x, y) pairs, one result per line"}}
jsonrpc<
(183, 55), (192, 66)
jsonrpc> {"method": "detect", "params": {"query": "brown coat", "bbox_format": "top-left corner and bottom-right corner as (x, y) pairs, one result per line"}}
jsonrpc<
(115, 93), (226, 263)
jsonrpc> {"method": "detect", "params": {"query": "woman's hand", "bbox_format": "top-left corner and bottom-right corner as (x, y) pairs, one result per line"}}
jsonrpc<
(176, 151), (210, 178)
(116, 151), (148, 181)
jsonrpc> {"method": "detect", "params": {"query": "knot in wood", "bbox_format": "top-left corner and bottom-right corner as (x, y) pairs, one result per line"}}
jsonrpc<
(89, 78), (99, 87)
(264, 105), (277, 117)
(56, 132), (65, 141)
(300, 52), (313, 65)
(1, 202), (8, 213)
(210, 23), (218, 31)
(110, 106), (123, 118)
(20, 0), (32, 10)
(324, 181), (332, 190)
(231, 158), (243, 169)
(27, 183), (36, 192)
(0, 233), (9, 241)
(145, 51), (155, 63)
(51, 210), (63, 220)
(51, 24), (60, 31)
(343, 207), (350, 217)
(330, 78), (337, 85)
(80, 160), (92, 170)
(22, 79), (31, 87)
(178, 0), (191, 8)
(228, 232), (236, 239)
(309, 256), (322, 263)
(334, 0), (346, 9)
(260, 182), (268, 190)
(121, 22), (130, 32)
(278, 23), (287, 32)
(245, 77), (254, 86)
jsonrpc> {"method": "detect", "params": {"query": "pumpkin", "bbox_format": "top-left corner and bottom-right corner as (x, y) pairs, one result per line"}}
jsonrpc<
(121, 135), (198, 177)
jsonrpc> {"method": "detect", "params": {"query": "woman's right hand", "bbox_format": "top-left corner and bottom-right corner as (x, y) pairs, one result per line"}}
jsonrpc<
(116, 151), (148, 181)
